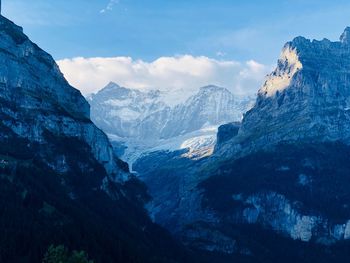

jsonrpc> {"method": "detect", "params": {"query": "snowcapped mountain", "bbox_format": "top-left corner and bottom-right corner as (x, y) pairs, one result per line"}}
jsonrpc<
(88, 82), (169, 138)
(158, 85), (250, 139)
(89, 83), (254, 163)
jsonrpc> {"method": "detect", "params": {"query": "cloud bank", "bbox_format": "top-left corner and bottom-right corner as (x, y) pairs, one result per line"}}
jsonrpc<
(57, 55), (270, 100)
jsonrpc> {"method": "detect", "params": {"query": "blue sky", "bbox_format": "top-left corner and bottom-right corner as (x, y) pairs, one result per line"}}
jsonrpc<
(4, 0), (350, 96)
(4, 0), (350, 62)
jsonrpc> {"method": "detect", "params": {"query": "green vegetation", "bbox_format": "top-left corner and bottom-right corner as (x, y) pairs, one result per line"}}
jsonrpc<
(42, 245), (94, 263)
(0, 130), (194, 263)
(201, 142), (350, 222)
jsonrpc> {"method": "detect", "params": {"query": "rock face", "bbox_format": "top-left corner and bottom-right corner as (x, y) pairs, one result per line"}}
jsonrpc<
(216, 122), (240, 146)
(0, 16), (127, 182)
(201, 142), (350, 247)
(218, 27), (350, 156)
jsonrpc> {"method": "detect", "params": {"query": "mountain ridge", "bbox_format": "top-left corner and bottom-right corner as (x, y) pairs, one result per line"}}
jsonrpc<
(216, 27), (350, 158)
(89, 82), (254, 165)
(0, 15), (198, 263)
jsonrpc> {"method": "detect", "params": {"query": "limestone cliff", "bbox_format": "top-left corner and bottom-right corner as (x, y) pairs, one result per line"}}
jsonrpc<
(0, 16), (127, 182)
(218, 27), (350, 156)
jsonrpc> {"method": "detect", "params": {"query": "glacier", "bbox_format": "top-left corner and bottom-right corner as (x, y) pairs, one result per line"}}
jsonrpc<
(89, 83), (254, 166)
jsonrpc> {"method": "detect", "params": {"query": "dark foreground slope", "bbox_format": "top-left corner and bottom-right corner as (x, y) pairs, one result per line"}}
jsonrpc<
(0, 16), (194, 263)
(0, 136), (192, 263)
(135, 142), (350, 263)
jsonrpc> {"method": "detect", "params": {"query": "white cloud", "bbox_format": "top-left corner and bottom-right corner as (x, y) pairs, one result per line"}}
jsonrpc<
(57, 55), (270, 101)
(100, 0), (119, 13)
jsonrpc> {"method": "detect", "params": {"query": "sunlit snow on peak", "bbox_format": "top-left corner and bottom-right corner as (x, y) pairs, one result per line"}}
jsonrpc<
(259, 46), (302, 97)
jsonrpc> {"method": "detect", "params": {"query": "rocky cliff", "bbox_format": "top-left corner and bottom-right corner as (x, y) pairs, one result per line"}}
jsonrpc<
(0, 15), (197, 263)
(217, 27), (350, 157)
(0, 16), (128, 182)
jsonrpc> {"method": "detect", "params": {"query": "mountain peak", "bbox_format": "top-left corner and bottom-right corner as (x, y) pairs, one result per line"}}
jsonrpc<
(199, 85), (228, 94)
(289, 36), (310, 47)
(200, 84), (221, 89)
(0, 15), (27, 44)
(217, 27), (350, 158)
(340, 27), (350, 45)
(98, 82), (162, 99)
(90, 83), (252, 143)
(102, 81), (122, 90)
(97, 82), (135, 96)
(0, 16), (128, 182)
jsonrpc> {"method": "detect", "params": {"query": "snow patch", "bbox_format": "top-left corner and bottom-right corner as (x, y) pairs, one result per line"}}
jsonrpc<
(109, 126), (219, 171)
(105, 98), (132, 107)
(111, 108), (140, 120)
